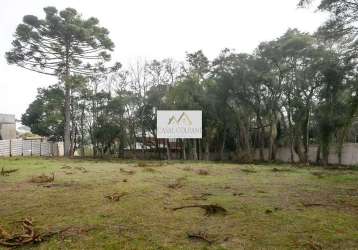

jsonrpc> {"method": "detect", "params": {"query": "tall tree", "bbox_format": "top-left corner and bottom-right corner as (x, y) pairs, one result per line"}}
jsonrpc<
(6, 6), (119, 156)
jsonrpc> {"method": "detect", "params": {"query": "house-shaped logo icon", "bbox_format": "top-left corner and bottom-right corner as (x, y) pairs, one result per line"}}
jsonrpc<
(168, 112), (192, 126)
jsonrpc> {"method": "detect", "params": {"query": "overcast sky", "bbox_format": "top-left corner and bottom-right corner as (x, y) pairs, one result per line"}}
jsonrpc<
(0, 0), (328, 118)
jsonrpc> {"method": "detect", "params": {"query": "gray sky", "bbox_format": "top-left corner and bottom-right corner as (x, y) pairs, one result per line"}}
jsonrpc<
(0, 0), (327, 118)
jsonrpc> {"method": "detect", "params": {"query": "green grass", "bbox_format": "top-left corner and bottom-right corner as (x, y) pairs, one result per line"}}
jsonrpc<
(0, 157), (357, 249)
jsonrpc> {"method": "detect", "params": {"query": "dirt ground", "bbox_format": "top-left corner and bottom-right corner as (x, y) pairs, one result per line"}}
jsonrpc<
(0, 157), (357, 249)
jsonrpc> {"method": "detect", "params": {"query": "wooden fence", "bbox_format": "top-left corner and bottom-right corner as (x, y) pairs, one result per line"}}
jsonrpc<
(0, 139), (63, 157)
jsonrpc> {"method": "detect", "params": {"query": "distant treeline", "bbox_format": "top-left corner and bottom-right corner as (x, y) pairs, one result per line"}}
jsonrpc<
(7, 1), (358, 165)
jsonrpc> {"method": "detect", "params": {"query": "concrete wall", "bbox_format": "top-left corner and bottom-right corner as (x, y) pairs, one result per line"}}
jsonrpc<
(253, 143), (358, 165)
(0, 139), (64, 157)
(121, 143), (358, 165)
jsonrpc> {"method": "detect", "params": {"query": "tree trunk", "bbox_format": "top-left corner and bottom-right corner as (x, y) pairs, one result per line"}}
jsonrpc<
(155, 137), (160, 160)
(268, 122), (276, 161)
(63, 43), (72, 157)
(294, 136), (305, 163)
(301, 109), (310, 164)
(205, 140), (210, 161)
(315, 144), (321, 165)
(80, 104), (85, 157)
(321, 143), (329, 166)
(241, 122), (252, 162)
(337, 127), (348, 165)
(256, 115), (265, 161)
(64, 85), (71, 157)
(198, 139), (201, 160)
(182, 139), (186, 160)
(220, 130), (226, 160)
(287, 109), (295, 163)
(166, 139), (171, 160)
(192, 139), (198, 160)
(259, 126), (265, 161)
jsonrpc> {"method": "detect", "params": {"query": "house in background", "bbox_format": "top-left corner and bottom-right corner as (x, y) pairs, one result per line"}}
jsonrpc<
(0, 113), (16, 140)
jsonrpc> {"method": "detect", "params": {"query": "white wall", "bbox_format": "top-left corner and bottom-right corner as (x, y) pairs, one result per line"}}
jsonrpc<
(254, 143), (358, 165)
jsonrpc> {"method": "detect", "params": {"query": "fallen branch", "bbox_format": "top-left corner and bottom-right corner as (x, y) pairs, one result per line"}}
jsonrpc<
(0, 218), (42, 247)
(105, 192), (128, 201)
(74, 167), (88, 173)
(120, 168), (135, 175)
(186, 231), (215, 244)
(241, 168), (257, 173)
(172, 204), (227, 215)
(1, 168), (19, 176)
(302, 203), (328, 207)
(302, 240), (323, 250)
(272, 168), (292, 172)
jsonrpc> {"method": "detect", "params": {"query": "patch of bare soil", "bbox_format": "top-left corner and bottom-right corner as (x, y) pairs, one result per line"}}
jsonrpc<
(30, 173), (54, 183)
(196, 169), (209, 175)
(182, 166), (192, 171)
(136, 162), (149, 168)
(167, 177), (186, 189)
(172, 204), (227, 216)
(41, 181), (80, 188)
(311, 172), (326, 178)
(142, 167), (158, 173)
(136, 161), (164, 168)
(58, 226), (96, 240)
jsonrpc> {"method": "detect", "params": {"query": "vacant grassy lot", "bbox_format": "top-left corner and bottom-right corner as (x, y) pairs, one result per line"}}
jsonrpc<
(0, 158), (357, 249)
